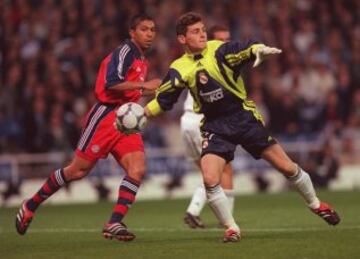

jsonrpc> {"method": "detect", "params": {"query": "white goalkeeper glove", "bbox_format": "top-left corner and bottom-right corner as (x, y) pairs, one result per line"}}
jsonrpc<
(253, 46), (282, 67)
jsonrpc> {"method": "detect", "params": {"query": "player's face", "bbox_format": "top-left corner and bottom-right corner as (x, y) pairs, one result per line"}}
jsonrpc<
(212, 30), (230, 42)
(179, 22), (207, 53)
(130, 20), (156, 51)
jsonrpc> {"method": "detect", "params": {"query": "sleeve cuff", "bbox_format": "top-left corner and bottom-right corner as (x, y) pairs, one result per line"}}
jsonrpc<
(251, 44), (265, 55)
(146, 99), (163, 116)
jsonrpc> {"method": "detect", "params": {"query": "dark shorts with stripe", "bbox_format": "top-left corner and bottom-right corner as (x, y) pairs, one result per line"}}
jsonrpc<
(75, 103), (144, 162)
(200, 108), (276, 162)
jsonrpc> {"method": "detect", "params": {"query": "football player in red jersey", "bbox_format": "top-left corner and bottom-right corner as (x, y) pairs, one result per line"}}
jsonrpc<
(15, 14), (161, 242)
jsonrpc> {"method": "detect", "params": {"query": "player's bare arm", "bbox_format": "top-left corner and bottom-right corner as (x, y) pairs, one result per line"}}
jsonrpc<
(108, 78), (161, 92)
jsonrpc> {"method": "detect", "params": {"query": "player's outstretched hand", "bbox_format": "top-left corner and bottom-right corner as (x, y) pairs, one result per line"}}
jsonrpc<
(253, 46), (282, 67)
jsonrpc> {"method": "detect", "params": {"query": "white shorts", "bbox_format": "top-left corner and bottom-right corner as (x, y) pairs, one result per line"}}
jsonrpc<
(180, 111), (204, 161)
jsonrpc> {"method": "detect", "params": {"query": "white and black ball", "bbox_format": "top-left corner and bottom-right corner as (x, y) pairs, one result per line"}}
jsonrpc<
(115, 102), (147, 134)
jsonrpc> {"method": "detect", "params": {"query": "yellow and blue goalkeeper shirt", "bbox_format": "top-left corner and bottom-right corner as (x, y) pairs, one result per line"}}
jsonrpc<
(146, 40), (265, 122)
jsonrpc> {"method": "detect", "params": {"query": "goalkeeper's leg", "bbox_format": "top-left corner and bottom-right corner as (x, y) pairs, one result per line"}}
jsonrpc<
(201, 154), (240, 242)
(184, 163), (234, 228)
(221, 163), (235, 214)
(185, 163), (235, 229)
(261, 144), (340, 225)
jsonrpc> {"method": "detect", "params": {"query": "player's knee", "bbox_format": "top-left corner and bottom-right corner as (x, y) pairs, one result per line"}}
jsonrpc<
(64, 167), (89, 181)
(126, 164), (146, 182)
(202, 171), (220, 186)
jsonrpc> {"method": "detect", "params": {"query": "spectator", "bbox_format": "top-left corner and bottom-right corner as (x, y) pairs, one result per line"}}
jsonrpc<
(1, 0), (359, 154)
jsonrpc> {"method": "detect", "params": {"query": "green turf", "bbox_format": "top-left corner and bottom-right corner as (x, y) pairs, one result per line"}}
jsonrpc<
(1, 190), (359, 259)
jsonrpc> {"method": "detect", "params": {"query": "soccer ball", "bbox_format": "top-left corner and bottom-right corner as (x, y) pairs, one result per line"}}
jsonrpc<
(115, 102), (147, 134)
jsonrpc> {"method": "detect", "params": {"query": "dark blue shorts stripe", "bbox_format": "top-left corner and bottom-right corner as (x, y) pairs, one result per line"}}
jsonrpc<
(79, 106), (114, 152)
(84, 103), (102, 130)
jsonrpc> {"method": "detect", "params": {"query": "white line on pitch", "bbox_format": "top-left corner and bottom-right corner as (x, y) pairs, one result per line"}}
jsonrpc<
(1, 225), (359, 234)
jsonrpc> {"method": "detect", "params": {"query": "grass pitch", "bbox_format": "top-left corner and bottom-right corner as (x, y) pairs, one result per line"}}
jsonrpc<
(1, 190), (359, 259)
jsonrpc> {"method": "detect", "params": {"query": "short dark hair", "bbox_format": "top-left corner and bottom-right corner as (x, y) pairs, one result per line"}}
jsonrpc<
(129, 14), (154, 30)
(176, 12), (203, 36)
(208, 24), (229, 40)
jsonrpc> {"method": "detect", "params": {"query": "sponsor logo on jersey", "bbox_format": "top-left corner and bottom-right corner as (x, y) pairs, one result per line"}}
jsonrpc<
(199, 88), (224, 103)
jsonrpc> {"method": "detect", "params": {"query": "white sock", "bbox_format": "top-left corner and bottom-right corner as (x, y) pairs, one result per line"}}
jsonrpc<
(186, 185), (206, 216)
(224, 189), (235, 214)
(288, 167), (320, 209)
(206, 184), (239, 230)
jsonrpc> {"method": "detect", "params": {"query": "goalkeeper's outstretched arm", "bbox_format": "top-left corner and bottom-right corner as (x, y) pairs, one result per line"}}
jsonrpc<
(218, 40), (281, 70)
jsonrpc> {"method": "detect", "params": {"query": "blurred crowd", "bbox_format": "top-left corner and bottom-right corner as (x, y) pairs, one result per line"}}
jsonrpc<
(1, 0), (360, 160)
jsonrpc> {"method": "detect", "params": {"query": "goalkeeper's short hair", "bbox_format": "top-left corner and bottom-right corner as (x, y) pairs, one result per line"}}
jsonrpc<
(176, 12), (203, 36)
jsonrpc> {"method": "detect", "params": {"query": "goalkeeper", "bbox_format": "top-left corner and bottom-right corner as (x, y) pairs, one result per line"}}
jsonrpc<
(181, 24), (235, 229)
(145, 12), (340, 242)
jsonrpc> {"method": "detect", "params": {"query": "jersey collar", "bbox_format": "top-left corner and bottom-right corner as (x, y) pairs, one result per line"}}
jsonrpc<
(126, 39), (145, 60)
(185, 44), (209, 61)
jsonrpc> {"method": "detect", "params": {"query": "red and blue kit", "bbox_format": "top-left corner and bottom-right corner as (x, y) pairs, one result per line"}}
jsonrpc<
(76, 39), (148, 162)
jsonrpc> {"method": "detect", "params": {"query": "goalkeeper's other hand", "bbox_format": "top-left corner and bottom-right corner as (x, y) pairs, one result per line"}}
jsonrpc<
(253, 46), (282, 67)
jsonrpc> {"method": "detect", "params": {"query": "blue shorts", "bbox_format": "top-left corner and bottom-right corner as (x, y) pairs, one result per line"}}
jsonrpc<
(200, 108), (276, 162)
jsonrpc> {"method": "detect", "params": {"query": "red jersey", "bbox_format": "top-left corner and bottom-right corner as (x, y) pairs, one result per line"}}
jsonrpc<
(75, 39), (149, 162)
(94, 39), (148, 105)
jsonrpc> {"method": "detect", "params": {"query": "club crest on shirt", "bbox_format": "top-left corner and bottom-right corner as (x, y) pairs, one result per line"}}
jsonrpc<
(91, 145), (100, 153)
(199, 72), (208, 84)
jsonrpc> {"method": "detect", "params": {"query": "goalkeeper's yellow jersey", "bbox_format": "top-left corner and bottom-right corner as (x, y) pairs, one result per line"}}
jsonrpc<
(146, 40), (265, 121)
